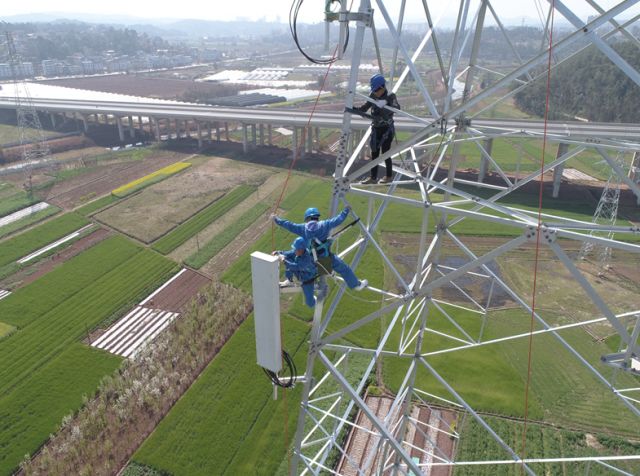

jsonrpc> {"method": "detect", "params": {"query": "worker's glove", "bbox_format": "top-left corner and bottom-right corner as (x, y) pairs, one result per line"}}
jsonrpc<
(270, 213), (277, 222)
(374, 99), (387, 108)
(278, 254), (285, 262)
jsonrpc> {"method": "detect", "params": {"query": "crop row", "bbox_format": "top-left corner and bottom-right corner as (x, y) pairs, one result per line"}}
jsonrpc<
(76, 194), (121, 216)
(132, 315), (309, 475)
(112, 162), (191, 198)
(0, 344), (121, 476)
(454, 415), (640, 475)
(0, 205), (60, 240)
(152, 184), (256, 254)
(0, 212), (89, 269)
(0, 191), (38, 218)
(184, 202), (270, 269)
(0, 235), (140, 329)
(0, 244), (176, 397)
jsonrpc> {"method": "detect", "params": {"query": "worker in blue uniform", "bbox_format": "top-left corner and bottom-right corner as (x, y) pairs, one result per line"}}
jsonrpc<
(358, 73), (400, 185)
(272, 207), (368, 291)
(274, 237), (318, 307)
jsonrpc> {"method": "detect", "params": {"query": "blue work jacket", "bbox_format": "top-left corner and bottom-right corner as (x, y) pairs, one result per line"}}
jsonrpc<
(280, 249), (317, 283)
(274, 209), (349, 257)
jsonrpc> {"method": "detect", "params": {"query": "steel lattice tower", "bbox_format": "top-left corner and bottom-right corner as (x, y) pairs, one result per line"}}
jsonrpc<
(3, 30), (51, 196)
(290, 1), (640, 475)
(578, 152), (627, 274)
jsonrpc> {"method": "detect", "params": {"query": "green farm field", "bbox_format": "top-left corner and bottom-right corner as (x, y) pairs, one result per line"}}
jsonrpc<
(184, 200), (270, 268)
(0, 235), (176, 474)
(3, 146), (636, 476)
(455, 415), (640, 475)
(0, 345), (121, 475)
(0, 212), (89, 279)
(0, 322), (13, 338)
(132, 315), (310, 476)
(0, 204), (61, 240)
(75, 194), (121, 216)
(0, 189), (39, 218)
(392, 133), (618, 181)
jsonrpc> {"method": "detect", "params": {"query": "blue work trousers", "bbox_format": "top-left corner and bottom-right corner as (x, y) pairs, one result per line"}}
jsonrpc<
(331, 254), (360, 289)
(302, 282), (316, 308)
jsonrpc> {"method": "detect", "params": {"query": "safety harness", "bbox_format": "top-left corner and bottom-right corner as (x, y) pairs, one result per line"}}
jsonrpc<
(306, 218), (361, 282)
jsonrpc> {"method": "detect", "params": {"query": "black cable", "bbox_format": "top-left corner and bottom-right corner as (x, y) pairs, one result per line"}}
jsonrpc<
(289, 0), (349, 65)
(263, 350), (297, 388)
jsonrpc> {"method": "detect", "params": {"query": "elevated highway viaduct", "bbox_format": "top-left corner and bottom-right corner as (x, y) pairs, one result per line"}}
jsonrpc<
(1, 95), (639, 198)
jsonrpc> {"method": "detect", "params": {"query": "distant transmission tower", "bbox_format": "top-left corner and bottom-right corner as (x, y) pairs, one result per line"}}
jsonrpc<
(578, 152), (626, 274)
(3, 29), (51, 197)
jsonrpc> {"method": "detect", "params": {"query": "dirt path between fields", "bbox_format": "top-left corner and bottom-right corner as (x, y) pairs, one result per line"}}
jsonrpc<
(169, 172), (287, 267)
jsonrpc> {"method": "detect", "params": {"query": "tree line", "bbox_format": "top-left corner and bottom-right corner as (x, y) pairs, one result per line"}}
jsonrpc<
(3, 22), (172, 60)
(514, 41), (640, 123)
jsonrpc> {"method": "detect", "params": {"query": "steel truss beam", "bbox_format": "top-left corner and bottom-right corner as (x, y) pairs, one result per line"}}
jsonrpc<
(291, 1), (640, 475)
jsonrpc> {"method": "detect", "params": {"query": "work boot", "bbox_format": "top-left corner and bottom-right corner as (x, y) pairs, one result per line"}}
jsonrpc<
(360, 177), (378, 185)
(378, 176), (393, 184)
(354, 279), (368, 291)
(279, 279), (293, 288)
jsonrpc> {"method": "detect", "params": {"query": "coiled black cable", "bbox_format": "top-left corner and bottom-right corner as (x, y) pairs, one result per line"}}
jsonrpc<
(263, 350), (298, 388)
(289, 0), (349, 65)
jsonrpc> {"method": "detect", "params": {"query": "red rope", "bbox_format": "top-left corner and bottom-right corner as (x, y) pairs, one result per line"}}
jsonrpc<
(272, 26), (351, 474)
(271, 54), (338, 251)
(274, 54), (338, 474)
(520, 2), (555, 470)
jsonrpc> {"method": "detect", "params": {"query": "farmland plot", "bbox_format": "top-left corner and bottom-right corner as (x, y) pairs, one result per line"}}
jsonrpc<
(0, 203), (60, 240)
(96, 156), (269, 243)
(46, 150), (185, 209)
(0, 212), (88, 268)
(112, 161), (192, 197)
(0, 190), (38, 218)
(75, 194), (120, 216)
(455, 415), (640, 475)
(152, 184), (256, 254)
(184, 201), (270, 268)
(0, 235), (140, 329)
(92, 306), (179, 358)
(91, 268), (209, 358)
(0, 241), (176, 397)
(0, 344), (121, 476)
(132, 315), (309, 476)
(0, 202), (51, 227)
(172, 172), (289, 265)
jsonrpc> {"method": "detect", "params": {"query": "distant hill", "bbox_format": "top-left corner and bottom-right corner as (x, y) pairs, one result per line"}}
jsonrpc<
(1, 13), (289, 39)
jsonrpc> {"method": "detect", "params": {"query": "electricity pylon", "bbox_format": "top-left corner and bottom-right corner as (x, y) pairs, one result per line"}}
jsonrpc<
(290, 1), (640, 475)
(578, 152), (627, 275)
(3, 29), (51, 197)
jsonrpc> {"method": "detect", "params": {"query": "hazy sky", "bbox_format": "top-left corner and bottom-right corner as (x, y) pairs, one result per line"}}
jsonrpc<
(1, 0), (635, 24)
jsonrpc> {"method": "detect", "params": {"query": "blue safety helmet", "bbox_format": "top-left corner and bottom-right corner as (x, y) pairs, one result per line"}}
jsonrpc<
(370, 73), (386, 93)
(304, 207), (321, 221)
(292, 236), (308, 251)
